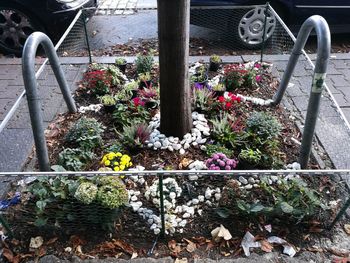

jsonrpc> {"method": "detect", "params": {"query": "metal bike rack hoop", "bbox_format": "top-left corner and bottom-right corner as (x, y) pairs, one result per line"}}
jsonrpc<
(22, 32), (77, 171)
(271, 15), (331, 168)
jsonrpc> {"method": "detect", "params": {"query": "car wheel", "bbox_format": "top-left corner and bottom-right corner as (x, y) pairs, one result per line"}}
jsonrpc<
(0, 7), (44, 56)
(235, 6), (277, 49)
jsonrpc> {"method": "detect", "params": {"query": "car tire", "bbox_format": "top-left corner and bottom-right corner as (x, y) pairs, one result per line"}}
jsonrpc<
(232, 6), (277, 49)
(0, 5), (45, 56)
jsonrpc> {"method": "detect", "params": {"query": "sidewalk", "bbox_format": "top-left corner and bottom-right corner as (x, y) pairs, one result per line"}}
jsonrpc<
(97, 0), (157, 15)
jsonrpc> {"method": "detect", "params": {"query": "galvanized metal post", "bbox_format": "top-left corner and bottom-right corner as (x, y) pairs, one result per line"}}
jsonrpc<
(260, 2), (269, 63)
(82, 11), (92, 64)
(270, 16), (330, 168)
(158, 174), (166, 238)
(22, 32), (77, 171)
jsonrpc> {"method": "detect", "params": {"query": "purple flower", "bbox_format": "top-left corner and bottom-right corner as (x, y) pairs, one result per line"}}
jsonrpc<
(194, 83), (204, 90)
(255, 75), (262, 82)
(218, 160), (225, 167)
(225, 165), (231, 170)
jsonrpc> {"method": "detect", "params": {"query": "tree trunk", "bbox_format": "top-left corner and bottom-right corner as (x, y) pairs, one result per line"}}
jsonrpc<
(157, 0), (192, 137)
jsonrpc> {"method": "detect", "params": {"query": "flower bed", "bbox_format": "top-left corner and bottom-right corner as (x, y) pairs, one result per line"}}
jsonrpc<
(3, 55), (346, 262)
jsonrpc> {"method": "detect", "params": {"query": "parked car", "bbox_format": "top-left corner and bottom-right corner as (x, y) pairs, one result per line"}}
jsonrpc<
(0, 0), (98, 56)
(190, 0), (350, 48)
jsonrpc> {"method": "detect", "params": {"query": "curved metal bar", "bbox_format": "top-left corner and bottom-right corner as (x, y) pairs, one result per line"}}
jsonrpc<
(22, 32), (77, 171)
(271, 15), (331, 168)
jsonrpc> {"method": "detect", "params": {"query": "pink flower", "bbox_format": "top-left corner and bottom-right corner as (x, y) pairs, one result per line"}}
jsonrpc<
(254, 63), (261, 69)
(255, 75), (262, 82)
(132, 97), (145, 107)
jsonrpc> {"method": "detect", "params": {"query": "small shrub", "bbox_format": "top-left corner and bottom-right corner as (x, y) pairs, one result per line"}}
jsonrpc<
(58, 148), (95, 171)
(135, 52), (154, 74)
(246, 111), (282, 140)
(224, 64), (257, 91)
(205, 153), (238, 170)
(65, 117), (104, 150)
(210, 54), (222, 63)
(193, 88), (215, 113)
(115, 58), (127, 65)
(117, 123), (151, 150)
(83, 70), (112, 95)
(239, 148), (262, 166)
(100, 94), (116, 106)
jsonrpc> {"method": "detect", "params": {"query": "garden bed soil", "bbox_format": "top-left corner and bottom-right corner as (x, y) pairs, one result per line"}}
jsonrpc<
(3, 60), (347, 263)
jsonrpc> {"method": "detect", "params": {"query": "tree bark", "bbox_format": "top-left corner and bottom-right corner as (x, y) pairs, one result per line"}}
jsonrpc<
(157, 0), (192, 137)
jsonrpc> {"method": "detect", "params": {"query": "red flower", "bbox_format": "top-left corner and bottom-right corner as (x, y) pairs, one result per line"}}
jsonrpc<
(225, 102), (232, 109)
(218, 96), (225, 103)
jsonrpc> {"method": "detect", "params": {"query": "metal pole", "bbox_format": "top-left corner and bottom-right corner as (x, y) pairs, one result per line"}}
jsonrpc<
(158, 174), (166, 238)
(269, 16), (330, 168)
(22, 32), (77, 171)
(260, 2), (269, 63)
(82, 10), (92, 64)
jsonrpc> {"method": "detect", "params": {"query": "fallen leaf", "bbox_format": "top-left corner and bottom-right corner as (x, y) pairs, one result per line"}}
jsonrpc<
(309, 226), (324, 233)
(183, 238), (196, 253)
(174, 259), (188, 263)
(211, 224), (232, 242)
(29, 236), (43, 249)
(113, 239), (135, 255)
(168, 240), (182, 255)
(206, 242), (215, 251)
(76, 245), (83, 255)
(37, 246), (46, 257)
(70, 235), (86, 249)
(46, 237), (58, 245)
(326, 247), (350, 258)
(2, 248), (14, 262)
(131, 252), (138, 259)
(179, 158), (193, 169)
(260, 240), (273, 253)
(344, 224), (350, 235)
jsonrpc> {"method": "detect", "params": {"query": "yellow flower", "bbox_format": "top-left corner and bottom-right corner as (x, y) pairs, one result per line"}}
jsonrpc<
(120, 164), (125, 171)
(116, 152), (122, 157)
(128, 162), (133, 167)
(113, 161), (119, 166)
(104, 160), (111, 166)
(101, 156), (107, 164)
(114, 166), (120, 171)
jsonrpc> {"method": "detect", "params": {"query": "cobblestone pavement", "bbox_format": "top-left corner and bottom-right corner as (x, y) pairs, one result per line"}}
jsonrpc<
(97, 0), (156, 15)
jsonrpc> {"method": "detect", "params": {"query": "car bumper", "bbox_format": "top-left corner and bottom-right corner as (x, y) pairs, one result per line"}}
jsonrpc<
(53, 0), (97, 14)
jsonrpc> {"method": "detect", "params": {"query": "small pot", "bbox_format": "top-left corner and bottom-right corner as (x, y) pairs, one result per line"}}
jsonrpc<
(209, 60), (222, 72)
(139, 80), (152, 89)
(213, 90), (225, 97)
(193, 73), (208, 86)
(103, 104), (116, 113)
(145, 101), (158, 109)
(131, 89), (139, 99)
(117, 63), (127, 73)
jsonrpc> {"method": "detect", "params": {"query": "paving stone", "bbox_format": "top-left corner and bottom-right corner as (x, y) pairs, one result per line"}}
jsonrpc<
(330, 75), (350, 87)
(331, 59), (349, 69)
(332, 93), (348, 107)
(0, 128), (34, 172)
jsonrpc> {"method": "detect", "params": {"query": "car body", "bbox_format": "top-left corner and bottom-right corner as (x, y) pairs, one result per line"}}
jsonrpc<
(190, 0), (350, 48)
(0, 0), (98, 55)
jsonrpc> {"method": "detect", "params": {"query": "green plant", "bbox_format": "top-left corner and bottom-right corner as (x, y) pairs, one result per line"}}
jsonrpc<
(115, 81), (138, 101)
(135, 52), (154, 74)
(117, 122), (151, 150)
(205, 144), (233, 158)
(65, 117), (104, 150)
(212, 83), (226, 91)
(115, 58), (127, 65)
(26, 176), (128, 229)
(106, 65), (124, 86)
(224, 63), (257, 91)
(58, 148), (95, 171)
(193, 87), (215, 112)
(210, 113), (245, 148)
(100, 94), (116, 106)
(218, 178), (326, 223)
(210, 54), (222, 63)
(246, 111), (282, 140)
(138, 72), (151, 82)
(238, 148), (262, 166)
